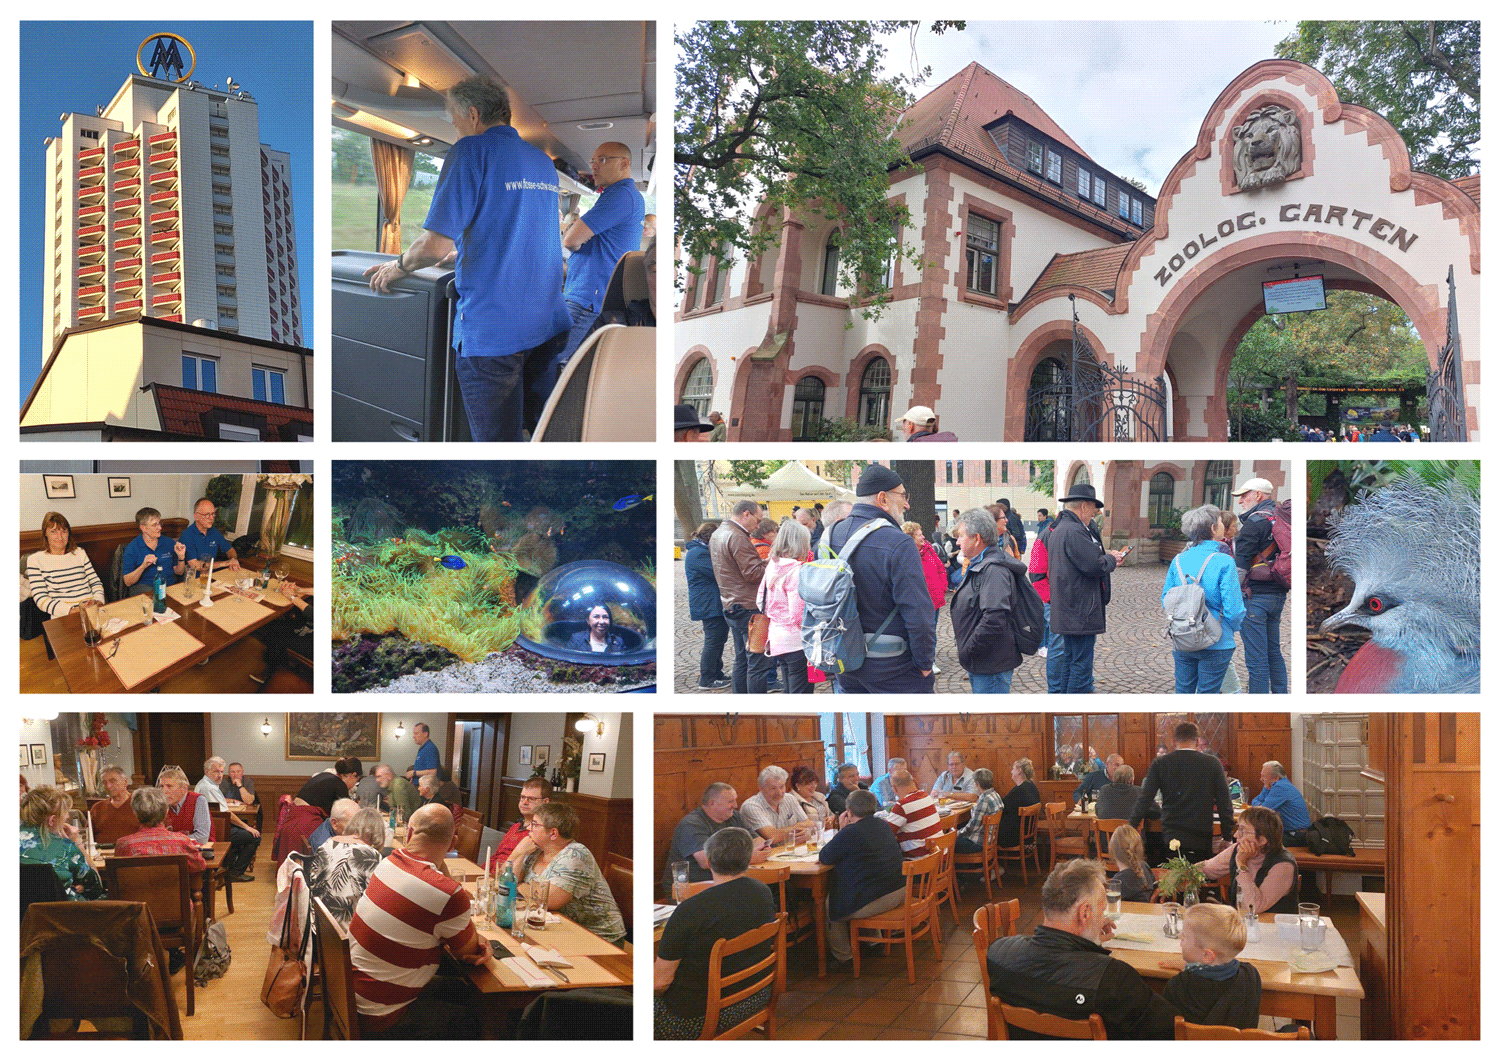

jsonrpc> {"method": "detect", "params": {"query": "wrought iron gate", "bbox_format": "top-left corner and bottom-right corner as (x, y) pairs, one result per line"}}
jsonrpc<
(1024, 297), (1167, 442)
(1426, 265), (1469, 442)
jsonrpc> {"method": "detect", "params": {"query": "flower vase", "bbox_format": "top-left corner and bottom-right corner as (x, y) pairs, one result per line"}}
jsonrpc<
(258, 484), (299, 560)
(1182, 886), (1199, 908)
(76, 747), (104, 798)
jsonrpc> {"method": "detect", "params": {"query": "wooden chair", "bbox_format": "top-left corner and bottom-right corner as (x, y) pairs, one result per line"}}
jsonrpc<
(924, 830), (961, 927)
(953, 809), (1004, 899)
(1092, 818), (1129, 870)
(742, 863), (794, 994)
(1045, 803), (1089, 870)
(208, 808), (234, 914)
(99, 854), (203, 1017)
(604, 854), (634, 940)
(972, 898), (1021, 1039)
(997, 804), (1042, 884)
(1175, 1016), (1308, 1040)
(700, 913), (785, 1040)
(453, 816), (482, 862)
(990, 1001), (1108, 1040)
(848, 850), (943, 984)
(21, 862), (67, 921)
(312, 897), (361, 1040)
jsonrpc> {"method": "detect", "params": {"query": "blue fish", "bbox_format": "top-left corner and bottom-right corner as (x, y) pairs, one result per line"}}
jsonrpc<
(437, 555), (467, 570)
(612, 493), (654, 512)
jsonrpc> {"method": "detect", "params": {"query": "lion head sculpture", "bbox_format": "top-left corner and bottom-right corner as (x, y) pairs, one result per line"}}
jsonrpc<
(1231, 105), (1301, 191)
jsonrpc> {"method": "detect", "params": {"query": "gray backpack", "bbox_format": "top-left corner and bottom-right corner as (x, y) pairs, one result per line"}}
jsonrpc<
(799, 519), (896, 675)
(1163, 553), (1223, 652)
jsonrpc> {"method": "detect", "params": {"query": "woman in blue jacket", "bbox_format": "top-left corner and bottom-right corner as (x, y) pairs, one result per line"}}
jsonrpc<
(1161, 504), (1245, 693)
(683, 522), (730, 689)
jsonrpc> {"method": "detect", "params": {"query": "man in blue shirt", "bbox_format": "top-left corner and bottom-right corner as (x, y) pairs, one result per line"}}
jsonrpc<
(364, 76), (570, 442)
(405, 722), (442, 783)
(555, 143), (645, 369)
(177, 497), (241, 576)
(1251, 760), (1311, 840)
(121, 507), (185, 597)
(871, 757), (906, 806)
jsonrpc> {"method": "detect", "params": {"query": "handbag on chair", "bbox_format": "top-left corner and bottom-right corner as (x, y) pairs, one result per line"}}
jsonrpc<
(260, 874), (314, 1018)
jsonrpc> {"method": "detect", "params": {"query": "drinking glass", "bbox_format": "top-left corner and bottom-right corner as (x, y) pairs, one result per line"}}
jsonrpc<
(1300, 915), (1326, 952)
(527, 879), (550, 930)
(1298, 902), (1320, 921)
(1105, 882), (1122, 916)
(671, 860), (690, 903)
(1162, 902), (1183, 938)
(510, 889), (529, 941)
(274, 562), (290, 585)
(141, 596), (152, 623)
(80, 601), (102, 646)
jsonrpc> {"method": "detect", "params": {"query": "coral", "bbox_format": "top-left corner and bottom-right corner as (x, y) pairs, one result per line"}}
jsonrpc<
(523, 506), (557, 534)
(513, 532), (558, 577)
(332, 635), (460, 693)
(347, 498), (404, 543)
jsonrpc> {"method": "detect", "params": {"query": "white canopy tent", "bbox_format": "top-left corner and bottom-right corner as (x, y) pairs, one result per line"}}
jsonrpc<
(720, 460), (856, 501)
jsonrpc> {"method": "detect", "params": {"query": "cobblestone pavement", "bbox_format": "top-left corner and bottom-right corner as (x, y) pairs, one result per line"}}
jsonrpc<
(673, 559), (1291, 695)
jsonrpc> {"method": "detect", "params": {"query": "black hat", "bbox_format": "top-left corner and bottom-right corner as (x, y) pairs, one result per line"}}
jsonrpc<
(1058, 483), (1103, 507)
(856, 464), (904, 495)
(673, 404), (715, 434)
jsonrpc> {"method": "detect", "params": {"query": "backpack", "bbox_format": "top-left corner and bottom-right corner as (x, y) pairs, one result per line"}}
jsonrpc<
(194, 916), (233, 986)
(798, 519), (897, 675)
(1303, 816), (1356, 856)
(1248, 500), (1293, 590)
(1007, 565), (1047, 656)
(1162, 552), (1224, 652)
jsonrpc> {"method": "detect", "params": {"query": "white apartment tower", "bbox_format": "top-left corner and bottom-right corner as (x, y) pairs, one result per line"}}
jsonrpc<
(43, 73), (303, 359)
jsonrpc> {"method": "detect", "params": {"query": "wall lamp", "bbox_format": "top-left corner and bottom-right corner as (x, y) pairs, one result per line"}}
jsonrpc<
(574, 714), (605, 738)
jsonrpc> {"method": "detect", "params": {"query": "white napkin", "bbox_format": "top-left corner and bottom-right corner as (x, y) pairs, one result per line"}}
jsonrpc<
(101, 617), (132, 637)
(502, 955), (557, 987)
(653, 904), (675, 924)
(150, 607), (182, 624)
(523, 944), (573, 968)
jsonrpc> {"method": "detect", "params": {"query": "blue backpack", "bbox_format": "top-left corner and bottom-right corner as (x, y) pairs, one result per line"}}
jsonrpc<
(798, 520), (896, 675)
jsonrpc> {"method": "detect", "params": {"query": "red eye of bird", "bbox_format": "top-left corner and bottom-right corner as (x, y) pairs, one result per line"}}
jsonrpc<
(1367, 597), (1384, 613)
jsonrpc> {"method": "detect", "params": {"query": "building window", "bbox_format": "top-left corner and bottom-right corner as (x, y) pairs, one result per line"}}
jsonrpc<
(791, 376), (825, 441)
(984, 460), (992, 485)
(965, 214), (999, 296)
(882, 221), (900, 289)
(858, 358), (891, 428)
(252, 366), (286, 405)
(821, 231), (841, 297)
(819, 713), (878, 781)
(1001, 462), (1009, 484)
(218, 423), (260, 442)
(1024, 357), (1069, 441)
(1077, 167), (1090, 198)
(708, 245), (732, 306)
(1203, 461), (1234, 509)
(182, 354), (217, 393)
(1027, 142), (1043, 174)
(1117, 193), (1130, 220)
(1093, 180), (1106, 207)
(945, 460), (953, 484)
(1132, 198), (1144, 226)
(1046, 150), (1062, 184)
(680, 358), (713, 417)
(1148, 472), (1176, 528)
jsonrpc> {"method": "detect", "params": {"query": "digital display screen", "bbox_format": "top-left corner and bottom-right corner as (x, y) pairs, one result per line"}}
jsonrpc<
(1263, 274), (1326, 314)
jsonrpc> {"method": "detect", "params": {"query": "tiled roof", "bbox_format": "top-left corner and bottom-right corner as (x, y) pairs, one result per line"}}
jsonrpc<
(1022, 244), (1134, 303)
(148, 384), (312, 439)
(1451, 173), (1480, 207)
(899, 62), (1090, 163)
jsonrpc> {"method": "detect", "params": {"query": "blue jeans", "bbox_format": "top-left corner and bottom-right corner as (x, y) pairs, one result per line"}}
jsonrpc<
(1059, 634), (1097, 694)
(453, 330), (567, 442)
(1173, 647), (1235, 693)
(969, 670), (1013, 694)
(1242, 593), (1288, 694)
(724, 605), (772, 694)
(1043, 601), (1066, 693)
(698, 614), (729, 685)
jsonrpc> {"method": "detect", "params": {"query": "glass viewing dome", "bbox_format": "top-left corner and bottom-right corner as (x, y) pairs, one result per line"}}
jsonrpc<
(514, 560), (656, 666)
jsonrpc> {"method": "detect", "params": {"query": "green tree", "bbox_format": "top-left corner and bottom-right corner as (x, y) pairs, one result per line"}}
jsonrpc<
(675, 21), (963, 318)
(673, 461), (704, 542)
(723, 459), (790, 489)
(1276, 21), (1480, 179)
(1030, 461), (1055, 500)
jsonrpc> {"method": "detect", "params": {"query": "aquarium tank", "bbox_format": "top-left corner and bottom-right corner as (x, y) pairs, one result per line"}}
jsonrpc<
(514, 560), (656, 666)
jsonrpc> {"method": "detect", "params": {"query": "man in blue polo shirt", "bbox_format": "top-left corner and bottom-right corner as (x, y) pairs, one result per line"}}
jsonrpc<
(1251, 760), (1311, 841)
(121, 507), (185, 597)
(555, 142), (645, 367)
(404, 722), (442, 783)
(364, 76), (570, 442)
(177, 497), (241, 576)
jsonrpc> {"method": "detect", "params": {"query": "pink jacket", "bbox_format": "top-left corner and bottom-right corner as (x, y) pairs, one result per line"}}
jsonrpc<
(917, 541), (947, 610)
(758, 557), (807, 656)
(1028, 528), (1051, 603)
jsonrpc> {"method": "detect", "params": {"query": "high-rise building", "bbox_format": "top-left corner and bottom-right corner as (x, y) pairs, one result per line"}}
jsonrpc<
(43, 70), (303, 358)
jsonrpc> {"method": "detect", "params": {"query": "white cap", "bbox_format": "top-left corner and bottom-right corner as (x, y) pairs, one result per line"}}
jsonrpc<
(1230, 477), (1275, 497)
(898, 405), (936, 425)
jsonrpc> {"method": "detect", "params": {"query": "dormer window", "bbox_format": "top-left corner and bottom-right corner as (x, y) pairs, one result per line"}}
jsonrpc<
(1077, 167), (1091, 198)
(1027, 142), (1043, 174)
(1045, 149), (1062, 184)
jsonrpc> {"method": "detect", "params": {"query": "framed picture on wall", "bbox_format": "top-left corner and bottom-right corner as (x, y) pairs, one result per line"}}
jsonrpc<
(107, 476), (131, 498)
(587, 752), (606, 772)
(534, 745), (550, 768)
(19, 745), (29, 768)
(519, 745), (533, 766)
(285, 713), (381, 760)
(43, 475), (74, 500)
(30, 744), (47, 766)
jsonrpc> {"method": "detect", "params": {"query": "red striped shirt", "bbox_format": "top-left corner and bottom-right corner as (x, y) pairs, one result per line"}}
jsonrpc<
(883, 791), (943, 852)
(348, 848), (478, 1030)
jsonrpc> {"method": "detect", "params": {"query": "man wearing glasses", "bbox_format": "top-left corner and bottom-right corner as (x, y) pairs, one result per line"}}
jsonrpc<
(556, 142), (645, 364)
(822, 465), (938, 693)
(178, 498), (241, 576)
(484, 775), (553, 874)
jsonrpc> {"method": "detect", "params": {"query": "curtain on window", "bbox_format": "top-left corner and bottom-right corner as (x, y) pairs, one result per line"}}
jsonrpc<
(371, 140), (414, 254)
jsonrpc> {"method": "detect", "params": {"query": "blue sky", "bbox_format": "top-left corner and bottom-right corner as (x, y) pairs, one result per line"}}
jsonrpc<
(19, 21), (313, 402)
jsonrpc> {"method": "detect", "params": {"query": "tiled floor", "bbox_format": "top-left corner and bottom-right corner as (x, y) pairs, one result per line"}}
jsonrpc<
(760, 868), (1370, 1040)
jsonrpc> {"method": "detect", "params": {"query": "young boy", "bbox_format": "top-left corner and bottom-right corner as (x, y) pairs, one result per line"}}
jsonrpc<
(1164, 903), (1262, 1029)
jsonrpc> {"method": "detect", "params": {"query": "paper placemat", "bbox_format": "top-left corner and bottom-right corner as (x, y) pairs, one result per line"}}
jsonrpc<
(770, 850), (823, 863)
(97, 596), (152, 634)
(101, 620), (204, 690)
(166, 581), (222, 607)
(1106, 911), (1354, 968)
(196, 593), (274, 635)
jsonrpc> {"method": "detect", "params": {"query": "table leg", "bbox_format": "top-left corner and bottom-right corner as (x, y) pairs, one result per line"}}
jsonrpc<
(810, 874), (828, 978)
(1314, 993), (1337, 1040)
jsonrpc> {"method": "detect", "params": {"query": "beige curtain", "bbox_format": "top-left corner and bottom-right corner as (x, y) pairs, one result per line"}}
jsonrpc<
(371, 140), (414, 254)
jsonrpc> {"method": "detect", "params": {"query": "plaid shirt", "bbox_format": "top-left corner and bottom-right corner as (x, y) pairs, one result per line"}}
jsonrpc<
(115, 826), (206, 873)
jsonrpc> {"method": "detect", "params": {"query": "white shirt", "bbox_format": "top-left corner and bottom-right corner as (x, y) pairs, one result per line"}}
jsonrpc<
(194, 775), (229, 808)
(739, 791), (808, 834)
(931, 767), (978, 796)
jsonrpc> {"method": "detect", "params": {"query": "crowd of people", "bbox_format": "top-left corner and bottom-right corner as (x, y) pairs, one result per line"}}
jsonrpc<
(1297, 420), (1421, 442)
(683, 466), (1287, 695)
(655, 720), (1317, 1038)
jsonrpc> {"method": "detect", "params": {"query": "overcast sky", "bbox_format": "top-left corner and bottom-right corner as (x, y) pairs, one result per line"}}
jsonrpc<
(882, 21), (1293, 195)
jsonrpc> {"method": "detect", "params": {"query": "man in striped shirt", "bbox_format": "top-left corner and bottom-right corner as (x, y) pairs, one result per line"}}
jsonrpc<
(877, 770), (943, 853)
(348, 804), (487, 1038)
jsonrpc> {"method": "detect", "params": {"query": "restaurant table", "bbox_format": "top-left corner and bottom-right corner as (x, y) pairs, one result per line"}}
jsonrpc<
(93, 840), (232, 921)
(40, 561), (310, 693)
(388, 836), (486, 881)
(1065, 803), (1245, 837)
(1104, 901), (1364, 1039)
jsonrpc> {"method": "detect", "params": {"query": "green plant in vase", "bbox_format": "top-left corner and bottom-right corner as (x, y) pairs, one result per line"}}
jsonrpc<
(1156, 838), (1208, 905)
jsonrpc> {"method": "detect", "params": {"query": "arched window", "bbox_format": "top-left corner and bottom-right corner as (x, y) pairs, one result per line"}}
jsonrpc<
(857, 358), (890, 427)
(1202, 461), (1234, 509)
(790, 376), (826, 441)
(1148, 472), (1176, 528)
(1025, 357), (1070, 441)
(821, 232), (841, 297)
(1070, 464), (1091, 489)
(680, 358), (713, 417)
(709, 246), (733, 305)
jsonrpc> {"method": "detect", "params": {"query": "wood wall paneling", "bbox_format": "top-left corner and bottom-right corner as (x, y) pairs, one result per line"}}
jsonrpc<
(20, 518), (189, 592)
(496, 775), (632, 871)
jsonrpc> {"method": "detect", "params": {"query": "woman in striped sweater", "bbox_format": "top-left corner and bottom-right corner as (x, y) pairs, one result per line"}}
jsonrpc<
(26, 512), (104, 617)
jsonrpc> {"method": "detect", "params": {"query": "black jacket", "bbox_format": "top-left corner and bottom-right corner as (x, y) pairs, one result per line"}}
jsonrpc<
(1006, 511), (1028, 555)
(950, 546), (1028, 676)
(683, 538), (721, 621)
(826, 782), (870, 815)
(566, 630), (626, 652)
(1163, 962), (1262, 1029)
(1131, 750), (1235, 843)
(1047, 508), (1116, 636)
(825, 503), (938, 672)
(987, 926), (1178, 1040)
(1096, 781), (1157, 822)
(1233, 498), (1287, 597)
(818, 814), (905, 921)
